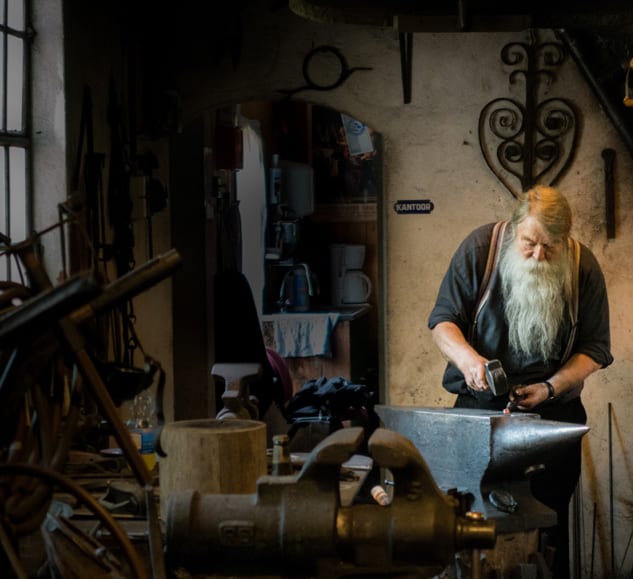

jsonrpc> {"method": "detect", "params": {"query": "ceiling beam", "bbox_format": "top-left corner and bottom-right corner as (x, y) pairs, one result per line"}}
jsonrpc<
(289, 0), (633, 32)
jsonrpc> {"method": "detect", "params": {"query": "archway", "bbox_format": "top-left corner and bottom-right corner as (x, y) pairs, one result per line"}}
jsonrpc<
(169, 98), (385, 421)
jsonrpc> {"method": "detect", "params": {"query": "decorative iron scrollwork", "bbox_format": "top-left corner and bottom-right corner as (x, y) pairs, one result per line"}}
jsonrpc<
(479, 35), (578, 198)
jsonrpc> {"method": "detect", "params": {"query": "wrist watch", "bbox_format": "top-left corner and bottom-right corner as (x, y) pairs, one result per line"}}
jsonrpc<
(544, 380), (556, 399)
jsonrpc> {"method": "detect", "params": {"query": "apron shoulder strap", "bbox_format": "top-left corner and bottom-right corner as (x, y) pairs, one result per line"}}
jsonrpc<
(469, 220), (508, 342)
(479, 221), (508, 300)
(561, 237), (581, 363)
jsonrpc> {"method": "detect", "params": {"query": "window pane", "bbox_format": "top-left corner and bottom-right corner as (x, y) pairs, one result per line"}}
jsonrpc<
(0, 0), (28, 284)
(9, 146), (26, 243)
(8, 0), (24, 31)
(0, 146), (6, 280)
(7, 36), (23, 132)
(0, 251), (7, 283)
(0, 31), (4, 131)
(0, 146), (5, 234)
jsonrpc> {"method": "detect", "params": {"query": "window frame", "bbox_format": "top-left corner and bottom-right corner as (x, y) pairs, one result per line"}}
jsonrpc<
(0, 0), (32, 281)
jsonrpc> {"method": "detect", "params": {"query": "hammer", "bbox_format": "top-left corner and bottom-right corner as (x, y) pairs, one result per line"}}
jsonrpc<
(484, 359), (509, 396)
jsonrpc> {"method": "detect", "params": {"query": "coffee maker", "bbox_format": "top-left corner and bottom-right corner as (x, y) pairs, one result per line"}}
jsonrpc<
(329, 244), (372, 306)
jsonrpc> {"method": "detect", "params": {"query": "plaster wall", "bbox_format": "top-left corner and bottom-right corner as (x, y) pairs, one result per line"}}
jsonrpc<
(31, 0), (66, 270)
(178, 4), (633, 576)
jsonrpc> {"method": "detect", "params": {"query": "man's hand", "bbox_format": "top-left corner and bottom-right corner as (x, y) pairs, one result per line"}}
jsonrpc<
(464, 357), (491, 392)
(431, 322), (490, 392)
(509, 383), (550, 410)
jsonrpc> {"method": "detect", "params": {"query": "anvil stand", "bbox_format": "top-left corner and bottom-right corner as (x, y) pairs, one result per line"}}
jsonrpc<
(376, 405), (590, 576)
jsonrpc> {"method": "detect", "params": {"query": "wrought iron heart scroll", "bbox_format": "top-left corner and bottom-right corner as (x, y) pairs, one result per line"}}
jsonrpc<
(479, 96), (578, 199)
(479, 37), (578, 199)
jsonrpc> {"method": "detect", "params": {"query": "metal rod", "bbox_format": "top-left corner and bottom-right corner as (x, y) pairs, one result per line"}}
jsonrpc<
(591, 501), (597, 578)
(70, 248), (182, 325)
(399, 32), (413, 104)
(471, 548), (481, 579)
(602, 148), (616, 239)
(145, 484), (167, 579)
(609, 402), (615, 577)
(573, 480), (583, 578)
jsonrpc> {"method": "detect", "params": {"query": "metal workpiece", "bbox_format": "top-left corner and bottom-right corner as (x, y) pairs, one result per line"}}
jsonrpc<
(165, 426), (495, 577)
(375, 406), (590, 533)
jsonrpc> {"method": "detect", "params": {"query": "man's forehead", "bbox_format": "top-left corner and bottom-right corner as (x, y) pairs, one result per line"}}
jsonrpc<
(517, 217), (564, 244)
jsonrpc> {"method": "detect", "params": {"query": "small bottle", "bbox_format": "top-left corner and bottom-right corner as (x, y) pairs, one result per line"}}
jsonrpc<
(129, 391), (158, 472)
(272, 434), (293, 476)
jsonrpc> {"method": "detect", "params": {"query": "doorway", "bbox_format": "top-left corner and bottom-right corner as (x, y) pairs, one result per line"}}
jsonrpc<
(237, 100), (382, 395)
(169, 100), (383, 421)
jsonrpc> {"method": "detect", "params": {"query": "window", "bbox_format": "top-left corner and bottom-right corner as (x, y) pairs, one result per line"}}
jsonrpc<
(0, 0), (31, 280)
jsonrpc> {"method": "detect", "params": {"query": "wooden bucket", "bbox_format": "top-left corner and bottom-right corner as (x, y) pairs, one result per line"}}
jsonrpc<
(158, 419), (267, 515)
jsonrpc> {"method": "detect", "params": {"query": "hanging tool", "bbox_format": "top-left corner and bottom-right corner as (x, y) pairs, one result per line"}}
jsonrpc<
(399, 32), (413, 104)
(71, 85), (110, 269)
(602, 148), (616, 239)
(137, 152), (168, 260)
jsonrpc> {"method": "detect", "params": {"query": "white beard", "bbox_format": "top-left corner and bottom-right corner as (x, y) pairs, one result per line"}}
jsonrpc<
(499, 239), (572, 360)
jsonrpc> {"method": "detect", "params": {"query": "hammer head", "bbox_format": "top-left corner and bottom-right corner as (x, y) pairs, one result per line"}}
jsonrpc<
(484, 359), (509, 396)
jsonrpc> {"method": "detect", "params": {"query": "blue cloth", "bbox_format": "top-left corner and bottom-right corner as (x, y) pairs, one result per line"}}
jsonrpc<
(273, 313), (341, 357)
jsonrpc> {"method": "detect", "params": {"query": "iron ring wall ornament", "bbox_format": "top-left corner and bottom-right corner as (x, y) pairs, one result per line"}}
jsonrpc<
(279, 45), (373, 97)
(478, 35), (578, 198)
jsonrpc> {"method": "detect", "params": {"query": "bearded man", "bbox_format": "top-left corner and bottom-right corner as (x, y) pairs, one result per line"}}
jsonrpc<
(428, 185), (613, 578)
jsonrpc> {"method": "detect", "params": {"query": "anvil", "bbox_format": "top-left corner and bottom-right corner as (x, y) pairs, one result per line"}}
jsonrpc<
(375, 406), (590, 533)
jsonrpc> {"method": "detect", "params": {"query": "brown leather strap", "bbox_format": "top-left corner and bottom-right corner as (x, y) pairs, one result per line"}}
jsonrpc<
(479, 221), (508, 301)
(469, 220), (508, 342)
(561, 237), (581, 364)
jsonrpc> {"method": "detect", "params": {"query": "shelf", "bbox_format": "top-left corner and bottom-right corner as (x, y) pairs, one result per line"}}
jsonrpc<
(310, 203), (377, 223)
(261, 304), (369, 322)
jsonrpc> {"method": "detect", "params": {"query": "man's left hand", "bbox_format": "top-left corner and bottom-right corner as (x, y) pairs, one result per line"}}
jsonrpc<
(509, 382), (550, 410)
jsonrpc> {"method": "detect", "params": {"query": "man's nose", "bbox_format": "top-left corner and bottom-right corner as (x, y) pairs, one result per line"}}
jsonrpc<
(532, 245), (547, 261)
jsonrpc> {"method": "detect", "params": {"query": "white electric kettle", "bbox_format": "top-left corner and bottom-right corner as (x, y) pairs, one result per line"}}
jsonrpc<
(342, 270), (372, 304)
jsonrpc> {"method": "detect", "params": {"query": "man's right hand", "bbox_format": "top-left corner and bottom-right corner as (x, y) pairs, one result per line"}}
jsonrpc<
(431, 321), (490, 391)
(464, 357), (491, 392)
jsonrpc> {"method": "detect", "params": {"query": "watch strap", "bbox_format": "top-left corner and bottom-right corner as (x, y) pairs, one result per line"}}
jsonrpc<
(544, 380), (556, 399)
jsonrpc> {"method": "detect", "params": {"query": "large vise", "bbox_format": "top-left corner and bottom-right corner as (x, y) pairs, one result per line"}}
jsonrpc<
(165, 426), (495, 577)
(375, 406), (590, 533)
